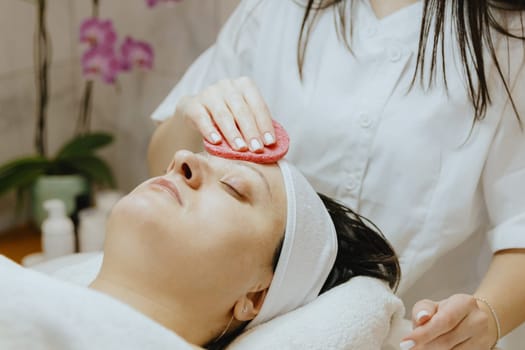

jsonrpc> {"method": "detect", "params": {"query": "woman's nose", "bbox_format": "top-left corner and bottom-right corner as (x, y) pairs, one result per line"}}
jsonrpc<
(169, 150), (203, 189)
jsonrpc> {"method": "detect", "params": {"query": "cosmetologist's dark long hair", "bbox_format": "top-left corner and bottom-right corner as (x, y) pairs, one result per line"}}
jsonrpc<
(206, 193), (400, 350)
(298, 0), (525, 123)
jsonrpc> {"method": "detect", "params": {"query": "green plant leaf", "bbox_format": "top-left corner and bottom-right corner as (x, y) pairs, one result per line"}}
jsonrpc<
(55, 132), (113, 159)
(0, 156), (49, 175)
(0, 156), (50, 196)
(61, 155), (116, 188)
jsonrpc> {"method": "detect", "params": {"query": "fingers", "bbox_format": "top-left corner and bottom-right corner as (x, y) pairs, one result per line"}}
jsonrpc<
(414, 319), (471, 350)
(202, 93), (248, 151)
(178, 96), (222, 144)
(409, 296), (467, 345)
(178, 77), (275, 152)
(400, 300), (438, 350)
(411, 299), (438, 328)
(222, 80), (264, 152)
(413, 311), (486, 350)
(234, 77), (276, 146)
(403, 294), (490, 350)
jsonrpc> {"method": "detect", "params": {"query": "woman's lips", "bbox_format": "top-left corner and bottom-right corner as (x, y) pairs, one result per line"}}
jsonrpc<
(150, 178), (183, 205)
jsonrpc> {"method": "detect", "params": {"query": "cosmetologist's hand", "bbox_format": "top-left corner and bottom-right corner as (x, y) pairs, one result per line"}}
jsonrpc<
(176, 77), (276, 153)
(400, 294), (497, 350)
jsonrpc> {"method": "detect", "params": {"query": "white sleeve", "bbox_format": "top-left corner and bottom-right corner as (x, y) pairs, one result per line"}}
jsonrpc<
(483, 42), (525, 252)
(151, 0), (266, 122)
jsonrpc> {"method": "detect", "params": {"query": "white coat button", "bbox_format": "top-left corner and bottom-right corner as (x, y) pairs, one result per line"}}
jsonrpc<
(359, 112), (372, 128)
(388, 46), (402, 62)
(347, 177), (357, 191)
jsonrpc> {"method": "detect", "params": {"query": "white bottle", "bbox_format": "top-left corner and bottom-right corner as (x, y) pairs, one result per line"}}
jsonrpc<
(78, 190), (123, 252)
(78, 208), (105, 252)
(42, 199), (75, 260)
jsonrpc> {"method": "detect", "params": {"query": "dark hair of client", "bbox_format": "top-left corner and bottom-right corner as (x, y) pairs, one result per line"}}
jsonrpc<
(206, 193), (401, 350)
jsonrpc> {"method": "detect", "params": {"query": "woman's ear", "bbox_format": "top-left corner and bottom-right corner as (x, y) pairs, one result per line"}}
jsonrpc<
(232, 288), (269, 321)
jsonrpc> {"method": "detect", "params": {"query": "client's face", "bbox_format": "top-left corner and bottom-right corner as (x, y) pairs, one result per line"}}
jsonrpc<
(103, 150), (286, 318)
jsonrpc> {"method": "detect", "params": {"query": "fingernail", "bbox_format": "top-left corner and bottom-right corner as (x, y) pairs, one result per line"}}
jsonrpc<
(250, 138), (262, 152)
(263, 132), (275, 145)
(416, 310), (431, 323)
(400, 340), (415, 350)
(234, 137), (247, 150)
(210, 132), (221, 143)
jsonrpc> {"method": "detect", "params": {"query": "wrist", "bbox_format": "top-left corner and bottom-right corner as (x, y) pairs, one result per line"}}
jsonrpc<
(475, 296), (501, 348)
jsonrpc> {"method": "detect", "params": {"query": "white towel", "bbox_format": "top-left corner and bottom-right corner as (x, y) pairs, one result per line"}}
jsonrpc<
(26, 254), (408, 349)
(0, 256), (193, 350)
(228, 276), (409, 350)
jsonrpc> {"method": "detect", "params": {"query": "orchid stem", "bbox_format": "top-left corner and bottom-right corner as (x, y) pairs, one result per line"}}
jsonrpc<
(34, 0), (49, 156)
(77, 0), (100, 135)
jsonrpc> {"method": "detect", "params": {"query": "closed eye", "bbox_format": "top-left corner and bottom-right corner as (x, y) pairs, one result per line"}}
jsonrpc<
(220, 180), (245, 201)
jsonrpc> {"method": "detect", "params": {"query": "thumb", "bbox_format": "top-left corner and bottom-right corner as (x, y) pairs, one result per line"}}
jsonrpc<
(411, 299), (438, 328)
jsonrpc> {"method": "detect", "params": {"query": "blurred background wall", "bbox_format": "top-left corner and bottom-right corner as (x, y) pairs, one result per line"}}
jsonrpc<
(0, 0), (239, 232)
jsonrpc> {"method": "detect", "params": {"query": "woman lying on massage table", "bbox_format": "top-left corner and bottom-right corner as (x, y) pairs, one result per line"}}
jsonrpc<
(0, 150), (400, 350)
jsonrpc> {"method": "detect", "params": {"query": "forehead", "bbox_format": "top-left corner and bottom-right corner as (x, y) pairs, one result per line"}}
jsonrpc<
(206, 153), (282, 181)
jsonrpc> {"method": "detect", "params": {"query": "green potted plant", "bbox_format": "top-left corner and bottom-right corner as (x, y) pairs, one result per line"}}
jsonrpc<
(0, 133), (115, 225)
(0, 0), (161, 226)
(0, 0), (114, 226)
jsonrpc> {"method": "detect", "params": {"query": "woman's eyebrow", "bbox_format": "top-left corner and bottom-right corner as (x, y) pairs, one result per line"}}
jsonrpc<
(236, 162), (273, 199)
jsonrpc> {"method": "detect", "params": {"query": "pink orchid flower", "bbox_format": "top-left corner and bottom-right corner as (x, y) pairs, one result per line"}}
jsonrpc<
(82, 47), (120, 84)
(120, 37), (154, 71)
(79, 18), (117, 48)
(146, 0), (182, 8)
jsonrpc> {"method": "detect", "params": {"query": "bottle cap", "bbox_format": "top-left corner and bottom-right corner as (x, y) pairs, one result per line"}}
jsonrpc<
(43, 199), (67, 218)
(96, 190), (123, 213)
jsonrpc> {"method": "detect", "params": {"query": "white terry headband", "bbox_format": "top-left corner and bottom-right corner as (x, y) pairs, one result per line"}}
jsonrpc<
(247, 160), (338, 329)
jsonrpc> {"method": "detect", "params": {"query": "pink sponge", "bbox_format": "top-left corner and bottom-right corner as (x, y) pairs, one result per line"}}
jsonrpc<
(204, 120), (290, 164)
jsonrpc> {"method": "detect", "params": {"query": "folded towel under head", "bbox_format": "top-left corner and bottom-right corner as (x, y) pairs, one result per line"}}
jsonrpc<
(27, 254), (408, 350)
(230, 276), (408, 350)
